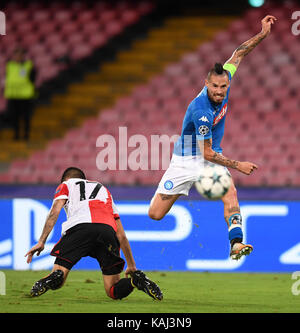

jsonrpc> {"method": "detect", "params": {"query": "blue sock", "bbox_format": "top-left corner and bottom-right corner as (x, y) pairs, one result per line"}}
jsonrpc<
(228, 213), (243, 246)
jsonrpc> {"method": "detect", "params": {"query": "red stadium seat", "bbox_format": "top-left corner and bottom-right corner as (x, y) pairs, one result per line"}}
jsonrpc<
(104, 21), (123, 38)
(120, 10), (140, 26)
(0, 0), (154, 109)
(2, 2), (297, 187)
(72, 44), (93, 60)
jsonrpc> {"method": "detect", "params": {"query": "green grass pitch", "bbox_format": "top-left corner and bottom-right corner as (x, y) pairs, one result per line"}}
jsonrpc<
(1, 270), (300, 313)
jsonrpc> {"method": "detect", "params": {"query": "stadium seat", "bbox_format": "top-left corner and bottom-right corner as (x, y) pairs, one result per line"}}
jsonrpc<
(0, 0), (155, 97)
(2, 2), (299, 187)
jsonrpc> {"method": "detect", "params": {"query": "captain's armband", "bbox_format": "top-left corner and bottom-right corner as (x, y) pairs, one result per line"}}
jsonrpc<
(223, 63), (237, 77)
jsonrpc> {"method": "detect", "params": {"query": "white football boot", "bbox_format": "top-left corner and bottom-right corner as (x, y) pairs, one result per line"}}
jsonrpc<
(230, 243), (253, 260)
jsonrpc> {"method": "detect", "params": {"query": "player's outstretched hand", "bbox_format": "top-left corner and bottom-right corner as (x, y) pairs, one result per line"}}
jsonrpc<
(25, 241), (45, 264)
(237, 161), (258, 175)
(261, 15), (277, 36)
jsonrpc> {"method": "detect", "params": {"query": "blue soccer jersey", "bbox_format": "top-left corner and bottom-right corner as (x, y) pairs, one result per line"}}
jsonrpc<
(173, 69), (233, 156)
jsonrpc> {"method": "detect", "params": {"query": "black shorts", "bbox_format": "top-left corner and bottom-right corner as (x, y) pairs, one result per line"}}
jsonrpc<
(50, 223), (125, 275)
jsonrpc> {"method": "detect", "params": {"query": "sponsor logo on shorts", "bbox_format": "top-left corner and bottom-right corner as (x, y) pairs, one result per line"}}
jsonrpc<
(164, 180), (174, 190)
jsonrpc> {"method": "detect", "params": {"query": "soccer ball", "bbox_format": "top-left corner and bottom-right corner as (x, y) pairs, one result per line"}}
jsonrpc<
(195, 164), (232, 200)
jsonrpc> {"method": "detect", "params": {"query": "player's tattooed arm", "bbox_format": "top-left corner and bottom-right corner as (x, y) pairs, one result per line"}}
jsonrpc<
(211, 151), (239, 170)
(25, 199), (66, 263)
(39, 199), (66, 244)
(202, 139), (238, 169)
(228, 33), (266, 67)
(225, 15), (277, 69)
(201, 139), (258, 175)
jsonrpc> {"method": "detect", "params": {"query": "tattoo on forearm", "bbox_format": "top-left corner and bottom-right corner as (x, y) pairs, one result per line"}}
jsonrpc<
(205, 140), (212, 148)
(211, 152), (239, 169)
(234, 32), (266, 60)
(39, 212), (57, 243)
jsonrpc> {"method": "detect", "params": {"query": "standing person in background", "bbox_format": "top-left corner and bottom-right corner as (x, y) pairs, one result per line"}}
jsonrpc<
(4, 47), (37, 141)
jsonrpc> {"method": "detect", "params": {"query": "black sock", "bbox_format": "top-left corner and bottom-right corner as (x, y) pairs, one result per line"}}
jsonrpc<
(109, 278), (134, 300)
(230, 237), (243, 247)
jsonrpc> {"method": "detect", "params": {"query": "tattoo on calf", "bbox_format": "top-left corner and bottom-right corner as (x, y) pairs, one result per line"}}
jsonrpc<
(225, 207), (240, 224)
(228, 206), (240, 213)
(160, 194), (174, 201)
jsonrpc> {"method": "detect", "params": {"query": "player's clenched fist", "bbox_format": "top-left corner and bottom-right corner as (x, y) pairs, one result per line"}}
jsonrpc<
(237, 161), (258, 175)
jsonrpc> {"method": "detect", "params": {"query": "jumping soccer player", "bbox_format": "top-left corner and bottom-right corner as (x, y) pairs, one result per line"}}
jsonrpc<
(148, 15), (277, 260)
(25, 167), (163, 301)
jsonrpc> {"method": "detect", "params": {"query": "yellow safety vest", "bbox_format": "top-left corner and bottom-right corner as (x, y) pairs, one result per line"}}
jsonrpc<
(4, 60), (35, 99)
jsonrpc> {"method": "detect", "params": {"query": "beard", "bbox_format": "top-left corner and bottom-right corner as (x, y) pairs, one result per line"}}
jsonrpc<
(207, 90), (224, 105)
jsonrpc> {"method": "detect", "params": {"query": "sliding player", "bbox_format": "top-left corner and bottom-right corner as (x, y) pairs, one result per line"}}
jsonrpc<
(26, 167), (163, 300)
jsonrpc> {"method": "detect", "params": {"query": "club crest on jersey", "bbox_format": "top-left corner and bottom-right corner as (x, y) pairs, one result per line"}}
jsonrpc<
(213, 103), (227, 126)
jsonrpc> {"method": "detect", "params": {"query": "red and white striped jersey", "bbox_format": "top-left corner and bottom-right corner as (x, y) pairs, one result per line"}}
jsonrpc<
(53, 178), (120, 235)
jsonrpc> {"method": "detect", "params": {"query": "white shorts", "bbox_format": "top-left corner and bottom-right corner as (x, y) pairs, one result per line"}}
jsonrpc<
(156, 154), (229, 196)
